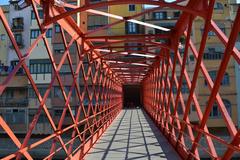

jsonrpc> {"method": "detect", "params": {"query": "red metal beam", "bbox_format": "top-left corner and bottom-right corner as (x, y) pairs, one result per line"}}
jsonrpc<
(85, 34), (170, 40)
(189, 7), (240, 159)
(43, 0), (205, 27)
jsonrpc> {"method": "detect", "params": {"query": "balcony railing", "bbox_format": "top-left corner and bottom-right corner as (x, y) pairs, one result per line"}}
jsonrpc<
(9, 38), (24, 49)
(0, 98), (28, 107)
(0, 65), (25, 75)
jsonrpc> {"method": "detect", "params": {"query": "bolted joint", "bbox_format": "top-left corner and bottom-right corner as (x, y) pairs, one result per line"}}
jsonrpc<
(55, 129), (63, 136)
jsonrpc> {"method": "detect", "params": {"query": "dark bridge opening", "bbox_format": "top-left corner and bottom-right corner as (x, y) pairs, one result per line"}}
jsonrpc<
(123, 85), (142, 109)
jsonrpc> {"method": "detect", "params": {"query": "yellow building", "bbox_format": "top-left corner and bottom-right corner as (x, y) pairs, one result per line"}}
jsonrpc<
(109, 4), (143, 35)
(194, 0), (238, 132)
(229, 0), (240, 129)
(144, 6), (199, 122)
(84, 3), (143, 35)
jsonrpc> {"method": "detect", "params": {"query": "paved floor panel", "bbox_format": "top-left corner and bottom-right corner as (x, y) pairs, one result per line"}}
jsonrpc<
(86, 109), (181, 160)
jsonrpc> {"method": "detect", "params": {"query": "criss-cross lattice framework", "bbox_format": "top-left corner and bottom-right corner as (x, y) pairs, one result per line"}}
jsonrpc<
(0, 0), (240, 159)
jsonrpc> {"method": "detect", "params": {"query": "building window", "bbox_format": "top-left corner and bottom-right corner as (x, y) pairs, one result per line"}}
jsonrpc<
(54, 109), (63, 116)
(29, 59), (51, 74)
(31, 10), (43, 19)
(13, 3), (20, 10)
(2, 89), (14, 98)
(55, 24), (61, 33)
(203, 48), (224, 60)
(54, 108), (76, 117)
(224, 100), (232, 116)
(201, 29), (216, 36)
(60, 64), (72, 74)
(208, 31), (216, 36)
(54, 49), (64, 54)
(192, 105), (196, 111)
(189, 55), (194, 61)
(222, 73), (230, 85)
(153, 12), (167, 20)
(201, 26), (225, 36)
(39, 10), (44, 18)
(148, 30), (154, 34)
(181, 80), (189, 93)
(125, 42), (141, 52)
(173, 11), (180, 18)
(210, 103), (219, 117)
(210, 100), (231, 118)
(3, 109), (26, 124)
(46, 28), (52, 38)
(177, 102), (183, 114)
(54, 86), (62, 97)
(54, 86), (75, 98)
(29, 87), (49, 98)
(28, 88), (35, 98)
(126, 22), (138, 34)
(214, 2), (224, 10)
(129, 4), (135, 11)
(31, 11), (35, 19)
(12, 17), (24, 30)
(10, 60), (19, 67)
(14, 33), (23, 46)
(172, 78), (189, 94)
(29, 109), (48, 124)
(204, 52), (223, 60)
(205, 70), (230, 86)
(87, 15), (108, 30)
(1, 34), (6, 40)
(30, 29), (40, 39)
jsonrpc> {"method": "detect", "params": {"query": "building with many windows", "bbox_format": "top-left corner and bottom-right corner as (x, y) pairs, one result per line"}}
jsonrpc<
(28, 4), (54, 134)
(229, 0), (240, 128)
(0, 5), (9, 67)
(143, 0), (239, 158)
(0, 1), (29, 134)
(194, 0), (238, 133)
(143, 2), (199, 123)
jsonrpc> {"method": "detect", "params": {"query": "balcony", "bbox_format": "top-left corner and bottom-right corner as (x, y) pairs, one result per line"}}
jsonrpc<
(12, 17), (24, 32)
(0, 108), (28, 133)
(0, 72), (27, 87)
(0, 97), (28, 107)
(9, 33), (24, 49)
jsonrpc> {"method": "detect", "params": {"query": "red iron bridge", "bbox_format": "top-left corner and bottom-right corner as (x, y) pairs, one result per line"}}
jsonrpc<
(0, 0), (240, 159)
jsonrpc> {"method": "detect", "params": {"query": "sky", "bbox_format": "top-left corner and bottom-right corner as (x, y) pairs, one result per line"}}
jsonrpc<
(0, 0), (9, 5)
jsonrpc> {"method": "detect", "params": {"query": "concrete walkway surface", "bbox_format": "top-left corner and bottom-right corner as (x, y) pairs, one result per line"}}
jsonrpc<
(86, 109), (181, 160)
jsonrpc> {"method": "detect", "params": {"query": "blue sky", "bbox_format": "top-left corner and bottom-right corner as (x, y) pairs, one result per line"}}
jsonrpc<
(0, 0), (9, 5)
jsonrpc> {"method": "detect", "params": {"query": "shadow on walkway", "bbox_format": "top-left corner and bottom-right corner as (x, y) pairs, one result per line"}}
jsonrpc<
(86, 109), (180, 160)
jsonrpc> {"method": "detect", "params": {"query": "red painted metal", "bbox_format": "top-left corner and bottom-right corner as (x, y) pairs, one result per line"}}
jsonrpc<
(0, 0), (240, 159)
(143, 1), (240, 160)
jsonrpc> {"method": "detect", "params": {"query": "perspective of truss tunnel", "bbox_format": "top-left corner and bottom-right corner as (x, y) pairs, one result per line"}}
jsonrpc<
(0, 0), (240, 159)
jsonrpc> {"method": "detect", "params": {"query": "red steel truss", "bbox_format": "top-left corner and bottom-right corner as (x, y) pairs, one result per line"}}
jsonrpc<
(0, 0), (240, 159)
